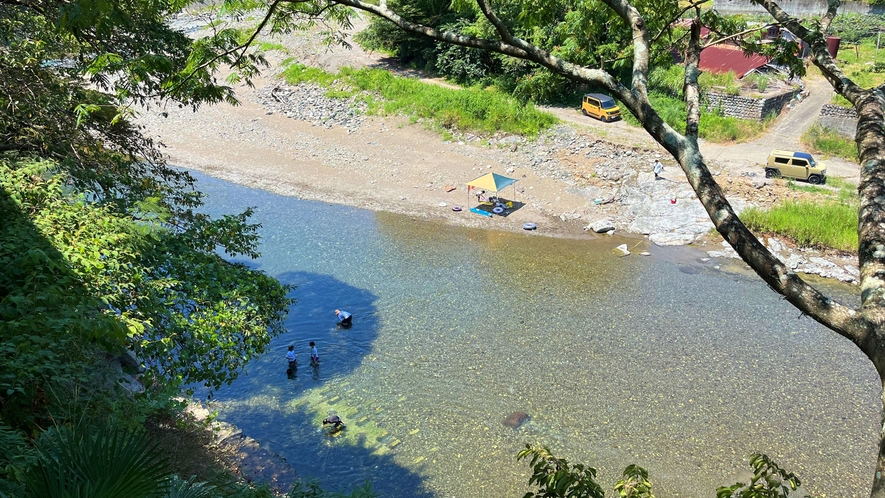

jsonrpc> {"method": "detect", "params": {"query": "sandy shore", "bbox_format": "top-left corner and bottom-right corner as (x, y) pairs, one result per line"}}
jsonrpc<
(135, 16), (860, 283)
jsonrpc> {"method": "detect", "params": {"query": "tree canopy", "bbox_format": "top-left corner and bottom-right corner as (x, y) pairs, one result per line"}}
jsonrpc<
(0, 0), (291, 436)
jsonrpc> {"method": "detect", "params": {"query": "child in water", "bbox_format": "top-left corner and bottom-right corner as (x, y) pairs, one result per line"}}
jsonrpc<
(310, 341), (319, 364)
(285, 345), (297, 372)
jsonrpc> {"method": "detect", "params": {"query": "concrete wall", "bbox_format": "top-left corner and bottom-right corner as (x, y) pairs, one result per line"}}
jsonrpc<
(705, 89), (800, 120)
(714, 0), (884, 16)
(819, 104), (858, 136)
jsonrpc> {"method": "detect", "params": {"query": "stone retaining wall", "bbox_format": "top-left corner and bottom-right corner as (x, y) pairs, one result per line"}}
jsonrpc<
(714, 0), (884, 15)
(819, 104), (858, 137)
(820, 103), (858, 118)
(705, 89), (799, 121)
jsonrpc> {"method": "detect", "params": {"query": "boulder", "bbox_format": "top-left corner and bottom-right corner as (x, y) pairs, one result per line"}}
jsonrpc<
(588, 219), (616, 233)
(503, 411), (530, 429)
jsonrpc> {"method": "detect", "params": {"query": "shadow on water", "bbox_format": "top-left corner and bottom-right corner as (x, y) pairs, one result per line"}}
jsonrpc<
(213, 379), (435, 497)
(205, 269), (436, 496)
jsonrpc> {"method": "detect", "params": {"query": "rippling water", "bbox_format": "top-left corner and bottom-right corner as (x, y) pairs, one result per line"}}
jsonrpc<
(192, 170), (879, 497)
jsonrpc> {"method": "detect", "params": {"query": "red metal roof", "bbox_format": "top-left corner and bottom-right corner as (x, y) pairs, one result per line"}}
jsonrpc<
(699, 45), (769, 78)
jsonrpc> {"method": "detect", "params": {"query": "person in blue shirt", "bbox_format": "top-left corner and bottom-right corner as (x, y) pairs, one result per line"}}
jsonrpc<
(334, 309), (352, 326)
(310, 341), (319, 364)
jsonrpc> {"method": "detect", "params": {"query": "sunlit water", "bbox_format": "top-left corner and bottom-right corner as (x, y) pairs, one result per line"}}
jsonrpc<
(192, 171), (879, 497)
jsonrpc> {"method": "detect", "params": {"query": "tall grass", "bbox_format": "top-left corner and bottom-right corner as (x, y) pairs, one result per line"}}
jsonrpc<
(741, 198), (858, 252)
(281, 63), (558, 138)
(801, 123), (859, 161)
(647, 66), (743, 97)
(621, 92), (772, 143)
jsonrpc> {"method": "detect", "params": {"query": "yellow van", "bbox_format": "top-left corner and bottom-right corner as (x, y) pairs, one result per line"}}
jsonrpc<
(581, 93), (621, 122)
(764, 150), (827, 184)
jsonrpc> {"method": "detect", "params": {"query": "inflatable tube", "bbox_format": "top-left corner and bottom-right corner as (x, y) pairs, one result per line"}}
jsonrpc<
(452, 206), (463, 212)
(523, 222), (537, 230)
(492, 207), (504, 214)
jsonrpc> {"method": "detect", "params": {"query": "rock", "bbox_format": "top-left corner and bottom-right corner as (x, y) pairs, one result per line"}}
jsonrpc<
(588, 219), (616, 233)
(503, 411), (530, 428)
(783, 254), (804, 269)
(752, 178), (767, 189)
(766, 237), (785, 254)
(615, 244), (630, 256)
(649, 232), (697, 246)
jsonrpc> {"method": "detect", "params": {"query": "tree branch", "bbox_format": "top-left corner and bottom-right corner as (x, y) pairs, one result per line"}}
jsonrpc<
(684, 15), (702, 141)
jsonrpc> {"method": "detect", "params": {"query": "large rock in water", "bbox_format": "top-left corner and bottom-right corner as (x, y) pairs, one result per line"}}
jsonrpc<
(503, 411), (530, 429)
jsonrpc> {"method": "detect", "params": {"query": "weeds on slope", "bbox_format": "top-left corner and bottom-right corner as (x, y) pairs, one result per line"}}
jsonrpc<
(280, 63), (558, 139)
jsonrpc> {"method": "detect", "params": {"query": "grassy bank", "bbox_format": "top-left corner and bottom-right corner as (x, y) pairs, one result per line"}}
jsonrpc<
(741, 178), (858, 252)
(281, 63), (558, 139)
(620, 92), (774, 143)
(800, 123), (859, 161)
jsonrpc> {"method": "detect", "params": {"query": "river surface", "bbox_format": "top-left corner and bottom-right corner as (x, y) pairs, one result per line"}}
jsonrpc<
(192, 170), (879, 497)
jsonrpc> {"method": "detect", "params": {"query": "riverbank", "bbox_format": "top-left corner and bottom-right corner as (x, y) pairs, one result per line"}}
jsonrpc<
(136, 36), (860, 284)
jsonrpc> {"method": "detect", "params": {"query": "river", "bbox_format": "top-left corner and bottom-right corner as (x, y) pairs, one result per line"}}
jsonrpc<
(192, 170), (879, 497)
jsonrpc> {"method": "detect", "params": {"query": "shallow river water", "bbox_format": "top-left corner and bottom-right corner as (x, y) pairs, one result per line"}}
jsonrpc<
(193, 171), (879, 497)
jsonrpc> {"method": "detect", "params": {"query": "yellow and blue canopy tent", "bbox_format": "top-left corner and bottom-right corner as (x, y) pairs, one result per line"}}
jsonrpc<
(466, 172), (518, 206)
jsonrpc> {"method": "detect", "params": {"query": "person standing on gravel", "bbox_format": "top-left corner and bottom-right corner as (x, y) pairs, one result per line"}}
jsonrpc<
(653, 159), (663, 179)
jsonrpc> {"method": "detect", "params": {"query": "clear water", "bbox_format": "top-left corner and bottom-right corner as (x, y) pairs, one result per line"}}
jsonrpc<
(192, 171), (879, 497)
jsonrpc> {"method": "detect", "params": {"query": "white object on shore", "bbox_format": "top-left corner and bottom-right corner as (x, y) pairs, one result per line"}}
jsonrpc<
(615, 244), (630, 256)
(439, 202), (447, 207)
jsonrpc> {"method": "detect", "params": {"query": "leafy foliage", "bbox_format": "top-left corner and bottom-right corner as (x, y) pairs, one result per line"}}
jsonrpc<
(23, 424), (172, 498)
(716, 453), (810, 498)
(613, 465), (655, 498)
(0, 157), (291, 431)
(517, 444), (605, 498)
(356, 0), (682, 101)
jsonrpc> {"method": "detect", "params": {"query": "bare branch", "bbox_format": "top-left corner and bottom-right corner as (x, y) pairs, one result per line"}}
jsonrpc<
(648, 0), (707, 47)
(236, 0), (282, 63)
(702, 23), (781, 49)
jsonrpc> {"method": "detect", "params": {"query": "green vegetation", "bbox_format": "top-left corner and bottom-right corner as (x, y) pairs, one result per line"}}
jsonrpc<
(742, 175), (858, 253)
(628, 66), (776, 143)
(517, 445), (804, 498)
(281, 63), (558, 138)
(826, 13), (885, 107)
(742, 199), (858, 252)
(0, 1), (366, 496)
(621, 92), (773, 143)
(801, 123), (859, 161)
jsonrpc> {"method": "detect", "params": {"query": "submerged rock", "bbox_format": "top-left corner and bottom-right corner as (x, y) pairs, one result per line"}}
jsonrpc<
(503, 411), (530, 429)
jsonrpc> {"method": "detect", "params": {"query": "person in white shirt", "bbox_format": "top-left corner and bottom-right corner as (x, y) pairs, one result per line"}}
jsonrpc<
(285, 345), (296, 373)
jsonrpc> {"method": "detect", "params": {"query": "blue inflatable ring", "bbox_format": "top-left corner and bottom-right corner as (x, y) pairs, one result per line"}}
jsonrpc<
(492, 207), (504, 214)
(523, 222), (537, 230)
(452, 206), (462, 212)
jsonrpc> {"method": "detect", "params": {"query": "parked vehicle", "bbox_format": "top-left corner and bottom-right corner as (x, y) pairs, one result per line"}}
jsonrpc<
(581, 93), (621, 122)
(764, 150), (827, 184)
